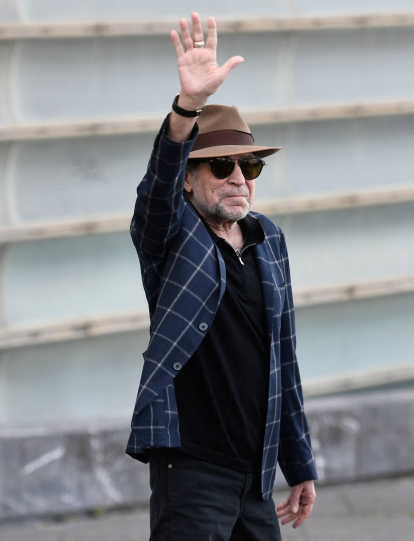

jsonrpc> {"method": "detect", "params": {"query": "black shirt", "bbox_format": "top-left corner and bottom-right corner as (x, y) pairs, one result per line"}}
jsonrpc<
(174, 213), (270, 473)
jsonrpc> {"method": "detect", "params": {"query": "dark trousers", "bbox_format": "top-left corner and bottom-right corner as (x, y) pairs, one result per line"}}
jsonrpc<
(148, 449), (282, 541)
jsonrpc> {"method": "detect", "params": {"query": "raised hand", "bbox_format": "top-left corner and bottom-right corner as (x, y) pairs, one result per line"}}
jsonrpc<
(170, 12), (244, 111)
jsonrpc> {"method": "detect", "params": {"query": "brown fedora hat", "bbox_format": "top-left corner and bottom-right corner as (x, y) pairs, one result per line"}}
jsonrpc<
(189, 104), (281, 159)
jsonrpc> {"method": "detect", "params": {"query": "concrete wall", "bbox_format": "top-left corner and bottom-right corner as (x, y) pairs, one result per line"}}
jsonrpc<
(0, 2), (413, 430)
(1, 389), (414, 520)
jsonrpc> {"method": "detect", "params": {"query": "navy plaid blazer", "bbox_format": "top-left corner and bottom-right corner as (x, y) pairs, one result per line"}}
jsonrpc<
(126, 115), (317, 500)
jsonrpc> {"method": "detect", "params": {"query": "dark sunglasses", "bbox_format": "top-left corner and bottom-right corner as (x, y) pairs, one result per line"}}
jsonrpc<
(198, 156), (266, 180)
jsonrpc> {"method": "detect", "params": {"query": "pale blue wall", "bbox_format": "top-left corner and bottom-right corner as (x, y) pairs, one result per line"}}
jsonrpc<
(0, 1), (413, 426)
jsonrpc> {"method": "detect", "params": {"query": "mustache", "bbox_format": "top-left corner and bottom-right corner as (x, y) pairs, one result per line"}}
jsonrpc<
(218, 190), (250, 200)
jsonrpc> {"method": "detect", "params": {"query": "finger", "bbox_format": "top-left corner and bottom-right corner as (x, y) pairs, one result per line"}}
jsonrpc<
(289, 489), (301, 514)
(276, 503), (289, 512)
(206, 16), (217, 50)
(170, 30), (184, 58)
(281, 513), (299, 526)
(191, 11), (204, 44)
(277, 507), (292, 519)
(292, 502), (313, 528)
(276, 493), (291, 510)
(218, 56), (244, 80)
(179, 18), (193, 52)
(276, 500), (290, 512)
(300, 503), (314, 518)
(293, 512), (311, 529)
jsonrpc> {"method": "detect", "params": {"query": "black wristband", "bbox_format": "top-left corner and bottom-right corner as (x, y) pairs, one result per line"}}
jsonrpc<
(172, 94), (205, 118)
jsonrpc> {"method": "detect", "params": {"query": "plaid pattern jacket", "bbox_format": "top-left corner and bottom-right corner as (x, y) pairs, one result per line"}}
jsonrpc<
(125, 116), (317, 500)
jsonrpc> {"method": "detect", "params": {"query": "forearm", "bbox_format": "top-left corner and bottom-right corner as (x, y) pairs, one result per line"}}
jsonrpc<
(132, 115), (198, 260)
(278, 231), (318, 484)
(166, 94), (205, 142)
(278, 362), (318, 486)
(132, 11), (243, 258)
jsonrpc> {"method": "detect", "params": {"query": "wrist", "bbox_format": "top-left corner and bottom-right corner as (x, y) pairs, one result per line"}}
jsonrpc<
(172, 94), (205, 119)
(167, 104), (198, 143)
(176, 93), (207, 113)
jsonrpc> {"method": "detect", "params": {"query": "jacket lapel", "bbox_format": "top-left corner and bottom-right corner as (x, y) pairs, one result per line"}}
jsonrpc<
(254, 241), (279, 340)
(253, 231), (285, 341)
(215, 244), (227, 305)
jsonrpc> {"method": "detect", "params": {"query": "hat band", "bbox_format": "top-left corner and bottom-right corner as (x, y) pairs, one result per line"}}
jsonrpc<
(192, 129), (254, 152)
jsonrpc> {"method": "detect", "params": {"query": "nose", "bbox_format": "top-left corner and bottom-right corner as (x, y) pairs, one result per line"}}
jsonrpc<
(228, 160), (246, 185)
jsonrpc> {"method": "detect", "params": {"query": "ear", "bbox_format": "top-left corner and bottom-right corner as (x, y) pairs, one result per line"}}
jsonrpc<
(184, 170), (193, 194)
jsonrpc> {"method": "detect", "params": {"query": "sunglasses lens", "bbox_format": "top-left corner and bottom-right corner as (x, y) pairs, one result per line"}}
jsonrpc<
(208, 157), (264, 180)
(209, 157), (235, 179)
(240, 158), (264, 179)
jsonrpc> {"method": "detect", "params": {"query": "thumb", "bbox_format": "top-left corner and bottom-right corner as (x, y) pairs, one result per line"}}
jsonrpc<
(290, 487), (302, 514)
(219, 55), (244, 79)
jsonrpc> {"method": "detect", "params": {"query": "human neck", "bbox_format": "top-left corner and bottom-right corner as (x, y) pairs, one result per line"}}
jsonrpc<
(198, 210), (244, 251)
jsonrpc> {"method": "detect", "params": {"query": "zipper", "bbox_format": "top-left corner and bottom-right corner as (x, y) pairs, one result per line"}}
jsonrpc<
(234, 249), (244, 266)
(222, 240), (255, 264)
(235, 242), (256, 264)
(224, 241), (256, 298)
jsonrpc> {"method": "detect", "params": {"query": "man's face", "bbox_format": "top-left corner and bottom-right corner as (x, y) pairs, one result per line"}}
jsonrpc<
(184, 154), (256, 223)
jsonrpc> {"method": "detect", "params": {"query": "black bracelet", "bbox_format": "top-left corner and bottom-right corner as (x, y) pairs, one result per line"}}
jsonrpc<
(172, 94), (205, 118)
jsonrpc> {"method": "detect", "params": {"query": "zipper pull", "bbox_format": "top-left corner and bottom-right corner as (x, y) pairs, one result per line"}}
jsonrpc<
(235, 250), (244, 266)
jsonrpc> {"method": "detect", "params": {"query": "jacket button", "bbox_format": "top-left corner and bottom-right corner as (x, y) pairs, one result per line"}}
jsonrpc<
(173, 362), (182, 371)
(199, 322), (209, 331)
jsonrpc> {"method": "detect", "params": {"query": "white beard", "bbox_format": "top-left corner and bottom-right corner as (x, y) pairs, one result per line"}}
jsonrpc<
(191, 188), (251, 223)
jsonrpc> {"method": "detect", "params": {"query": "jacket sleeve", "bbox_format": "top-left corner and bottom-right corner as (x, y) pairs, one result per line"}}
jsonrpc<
(277, 231), (318, 486)
(131, 114), (199, 263)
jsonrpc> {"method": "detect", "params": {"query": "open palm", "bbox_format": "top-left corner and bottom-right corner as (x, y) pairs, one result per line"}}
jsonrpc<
(170, 13), (244, 106)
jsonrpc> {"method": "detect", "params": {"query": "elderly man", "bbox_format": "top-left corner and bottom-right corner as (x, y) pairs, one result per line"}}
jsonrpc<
(126, 12), (317, 541)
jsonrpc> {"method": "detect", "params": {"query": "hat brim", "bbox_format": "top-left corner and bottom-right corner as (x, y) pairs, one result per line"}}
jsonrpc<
(189, 144), (281, 159)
